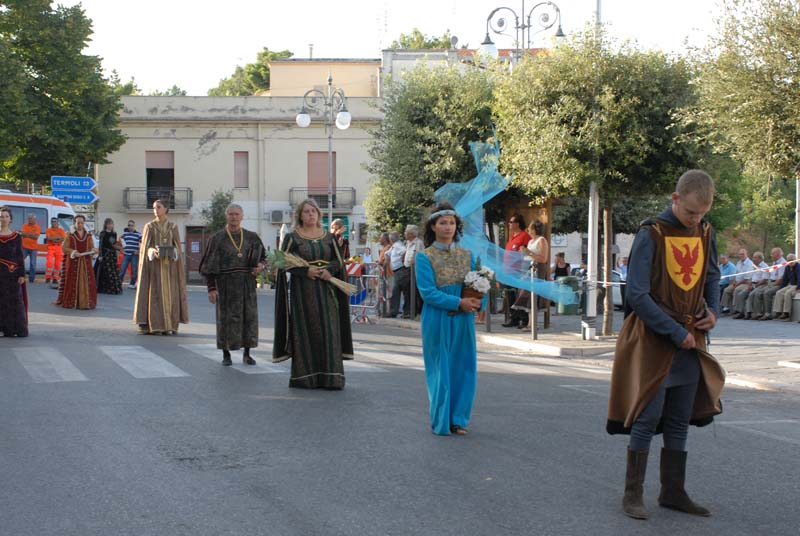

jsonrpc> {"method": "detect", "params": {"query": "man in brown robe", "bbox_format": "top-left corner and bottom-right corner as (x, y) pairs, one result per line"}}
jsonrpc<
(607, 170), (725, 520)
(199, 204), (266, 366)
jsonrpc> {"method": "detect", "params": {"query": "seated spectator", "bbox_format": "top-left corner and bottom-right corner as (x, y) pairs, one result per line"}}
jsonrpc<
(772, 254), (798, 320)
(750, 247), (786, 320)
(733, 251), (767, 319)
(718, 253), (736, 302)
(721, 248), (754, 315)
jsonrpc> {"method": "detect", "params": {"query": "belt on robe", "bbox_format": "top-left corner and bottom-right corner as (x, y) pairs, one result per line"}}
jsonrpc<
(307, 260), (330, 268)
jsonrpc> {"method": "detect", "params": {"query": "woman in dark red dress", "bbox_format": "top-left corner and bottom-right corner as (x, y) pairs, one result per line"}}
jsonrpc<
(0, 206), (28, 337)
(55, 215), (98, 310)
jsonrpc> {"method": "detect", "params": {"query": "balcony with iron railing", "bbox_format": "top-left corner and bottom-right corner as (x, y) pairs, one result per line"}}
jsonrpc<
(123, 187), (193, 212)
(288, 187), (356, 211)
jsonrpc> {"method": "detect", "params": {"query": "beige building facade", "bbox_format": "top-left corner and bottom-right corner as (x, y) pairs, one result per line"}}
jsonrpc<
(97, 92), (381, 279)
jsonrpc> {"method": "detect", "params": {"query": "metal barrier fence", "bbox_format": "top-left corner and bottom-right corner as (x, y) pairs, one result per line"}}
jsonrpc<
(346, 262), (388, 324)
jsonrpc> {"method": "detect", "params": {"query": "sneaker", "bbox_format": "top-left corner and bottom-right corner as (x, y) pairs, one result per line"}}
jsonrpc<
(129, 284), (136, 289)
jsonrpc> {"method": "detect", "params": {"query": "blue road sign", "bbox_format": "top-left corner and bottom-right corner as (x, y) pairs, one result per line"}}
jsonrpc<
(51, 190), (99, 204)
(51, 176), (97, 191)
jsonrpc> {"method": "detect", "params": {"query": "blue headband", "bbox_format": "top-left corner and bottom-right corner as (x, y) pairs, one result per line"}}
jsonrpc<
(428, 209), (457, 221)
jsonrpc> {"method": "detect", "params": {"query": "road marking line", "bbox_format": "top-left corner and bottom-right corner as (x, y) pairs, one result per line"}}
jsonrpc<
(718, 423), (800, 446)
(14, 347), (88, 383)
(355, 349), (425, 370)
(180, 344), (286, 374)
(560, 384), (608, 396)
(720, 419), (798, 425)
(778, 360), (800, 369)
(480, 361), (557, 375)
(100, 346), (190, 379)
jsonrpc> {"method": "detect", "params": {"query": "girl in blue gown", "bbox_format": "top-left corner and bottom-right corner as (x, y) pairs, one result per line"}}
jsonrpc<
(415, 204), (484, 436)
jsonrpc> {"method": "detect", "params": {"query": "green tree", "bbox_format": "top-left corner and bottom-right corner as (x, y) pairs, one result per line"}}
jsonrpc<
(200, 189), (234, 232)
(390, 28), (454, 49)
(150, 85), (187, 96)
(208, 47), (293, 96)
(364, 63), (495, 230)
(493, 30), (702, 333)
(686, 0), (800, 249)
(0, 0), (125, 185)
(108, 69), (140, 96)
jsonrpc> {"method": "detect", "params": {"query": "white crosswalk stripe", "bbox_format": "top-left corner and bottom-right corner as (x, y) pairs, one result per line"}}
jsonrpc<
(99, 346), (190, 379)
(181, 344), (386, 373)
(181, 344), (287, 374)
(14, 347), (88, 383)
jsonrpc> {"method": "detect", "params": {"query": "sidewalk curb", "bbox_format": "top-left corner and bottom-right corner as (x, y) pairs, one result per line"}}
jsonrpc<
(375, 317), (616, 358)
(373, 317), (800, 395)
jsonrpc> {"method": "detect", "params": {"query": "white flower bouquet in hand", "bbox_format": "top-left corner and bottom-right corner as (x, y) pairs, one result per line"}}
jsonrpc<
(449, 260), (495, 316)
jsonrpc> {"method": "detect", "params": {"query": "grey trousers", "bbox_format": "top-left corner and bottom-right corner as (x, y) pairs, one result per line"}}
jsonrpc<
(629, 381), (699, 452)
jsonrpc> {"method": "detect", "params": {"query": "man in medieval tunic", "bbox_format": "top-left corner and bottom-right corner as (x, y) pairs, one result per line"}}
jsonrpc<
(199, 204), (266, 366)
(607, 170), (725, 520)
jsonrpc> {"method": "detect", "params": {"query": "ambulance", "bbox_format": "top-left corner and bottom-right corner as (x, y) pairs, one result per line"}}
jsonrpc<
(0, 190), (77, 270)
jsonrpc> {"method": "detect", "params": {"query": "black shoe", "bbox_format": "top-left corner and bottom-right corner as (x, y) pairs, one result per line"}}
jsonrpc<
(733, 313), (744, 319)
(222, 351), (232, 366)
(502, 320), (519, 328)
(243, 350), (256, 365)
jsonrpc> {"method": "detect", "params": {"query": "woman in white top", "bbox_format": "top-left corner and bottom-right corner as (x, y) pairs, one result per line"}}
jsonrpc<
(511, 221), (549, 330)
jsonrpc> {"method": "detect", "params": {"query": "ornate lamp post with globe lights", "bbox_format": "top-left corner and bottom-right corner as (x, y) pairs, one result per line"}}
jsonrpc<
(295, 74), (351, 225)
(479, 0), (565, 64)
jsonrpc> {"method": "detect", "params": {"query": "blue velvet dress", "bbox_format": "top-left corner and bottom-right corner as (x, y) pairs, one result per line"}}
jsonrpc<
(415, 242), (484, 435)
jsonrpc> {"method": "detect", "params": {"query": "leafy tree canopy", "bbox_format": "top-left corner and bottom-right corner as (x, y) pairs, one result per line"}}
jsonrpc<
(493, 29), (702, 205)
(390, 28), (454, 49)
(108, 69), (140, 96)
(208, 47), (293, 96)
(0, 0), (125, 185)
(150, 85), (187, 96)
(200, 189), (234, 232)
(687, 0), (800, 180)
(364, 63), (495, 230)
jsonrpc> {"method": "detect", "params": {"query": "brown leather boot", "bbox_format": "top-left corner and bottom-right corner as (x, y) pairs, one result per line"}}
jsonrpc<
(623, 449), (649, 520)
(658, 448), (711, 516)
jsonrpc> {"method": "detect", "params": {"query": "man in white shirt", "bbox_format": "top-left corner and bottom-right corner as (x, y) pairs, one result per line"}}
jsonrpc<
(732, 251), (767, 319)
(401, 225), (425, 317)
(721, 248), (754, 315)
(751, 247), (786, 320)
(387, 232), (408, 318)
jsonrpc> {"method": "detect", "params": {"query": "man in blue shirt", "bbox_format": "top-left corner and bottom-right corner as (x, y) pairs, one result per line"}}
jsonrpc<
(718, 253), (736, 302)
(119, 220), (141, 289)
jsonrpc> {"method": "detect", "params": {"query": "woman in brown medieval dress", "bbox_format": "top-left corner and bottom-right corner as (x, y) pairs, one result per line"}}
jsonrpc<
(55, 215), (98, 310)
(133, 199), (188, 335)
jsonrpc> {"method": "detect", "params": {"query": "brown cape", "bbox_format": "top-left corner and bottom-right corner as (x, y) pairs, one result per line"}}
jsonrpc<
(607, 219), (725, 435)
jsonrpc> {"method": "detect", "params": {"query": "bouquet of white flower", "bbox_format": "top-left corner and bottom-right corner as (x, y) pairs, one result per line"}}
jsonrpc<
(449, 259), (495, 316)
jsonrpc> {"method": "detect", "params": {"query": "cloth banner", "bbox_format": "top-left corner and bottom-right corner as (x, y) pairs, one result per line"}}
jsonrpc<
(433, 140), (577, 305)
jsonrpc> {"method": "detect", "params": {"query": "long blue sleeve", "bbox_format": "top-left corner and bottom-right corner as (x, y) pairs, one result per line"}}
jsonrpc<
(415, 251), (462, 313)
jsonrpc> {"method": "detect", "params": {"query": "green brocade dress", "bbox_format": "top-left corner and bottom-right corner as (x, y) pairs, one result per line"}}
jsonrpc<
(273, 230), (354, 389)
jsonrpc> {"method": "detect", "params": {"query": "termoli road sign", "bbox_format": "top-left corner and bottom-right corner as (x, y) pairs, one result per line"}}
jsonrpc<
(51, 176), (97, 191)
(50, 190), (99, 204)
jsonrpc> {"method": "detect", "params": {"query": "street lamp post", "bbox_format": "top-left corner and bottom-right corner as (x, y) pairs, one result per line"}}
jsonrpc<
(480, 1), (565, 63)
(295, 74), (351, 225)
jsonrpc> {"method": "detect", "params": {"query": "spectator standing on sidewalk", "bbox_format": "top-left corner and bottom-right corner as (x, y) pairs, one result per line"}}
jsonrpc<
(402, 224), (425, 318)
(388, 231), (408, 318)
(501, 213), (531, 328)
(20, 213), (40, 283)
(44, 218), (65, 287)
(607, 170), (724, 520)
(119, 220), (141, 289)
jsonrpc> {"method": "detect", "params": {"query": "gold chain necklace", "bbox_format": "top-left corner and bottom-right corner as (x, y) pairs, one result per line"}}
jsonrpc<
(226, 226), (244, 258)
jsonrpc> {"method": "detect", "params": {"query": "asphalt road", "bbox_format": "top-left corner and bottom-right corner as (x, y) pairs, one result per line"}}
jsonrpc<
(1, 284), (798, 536)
